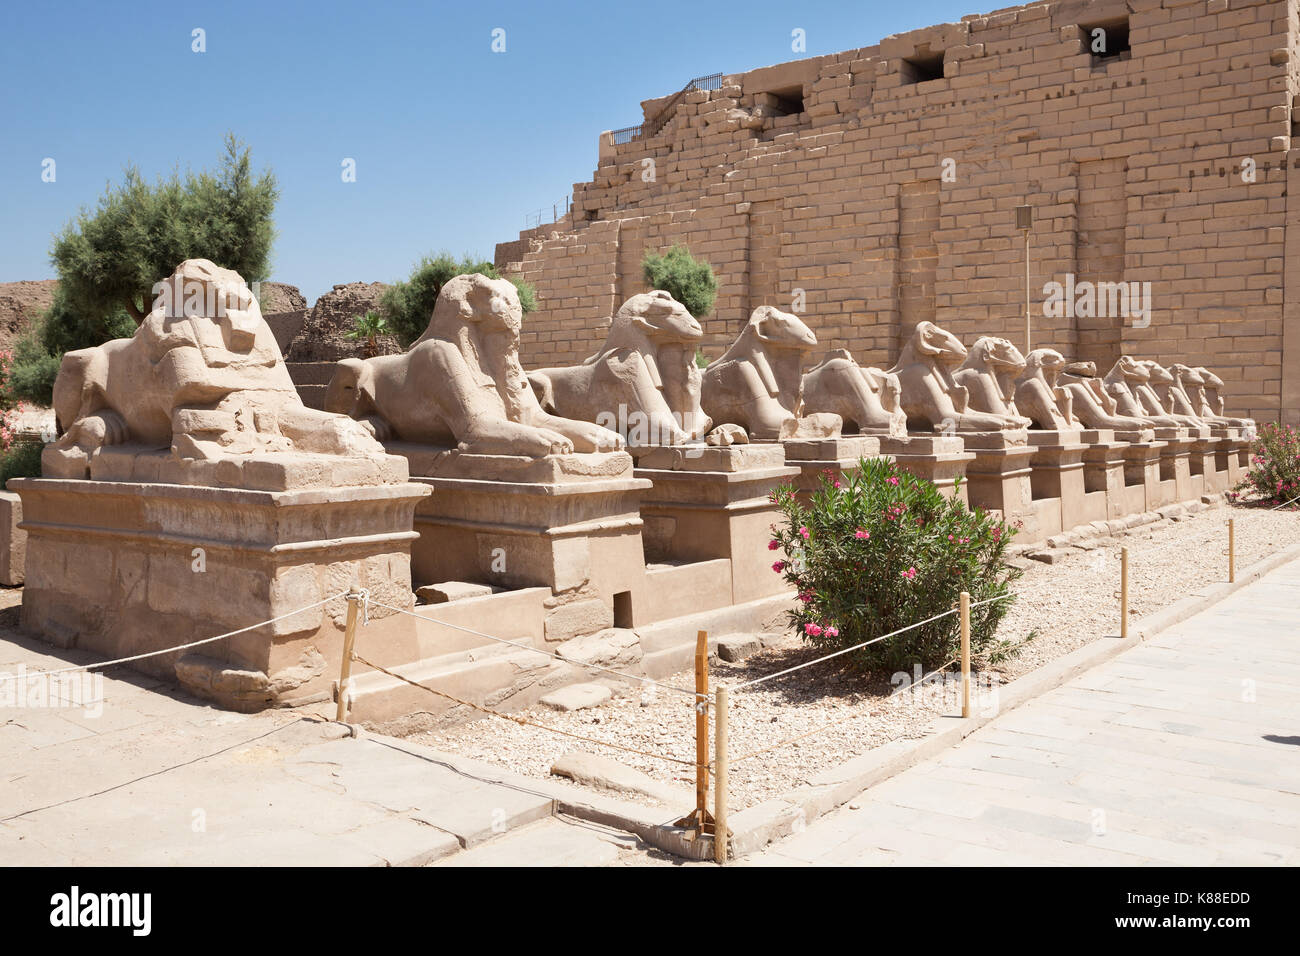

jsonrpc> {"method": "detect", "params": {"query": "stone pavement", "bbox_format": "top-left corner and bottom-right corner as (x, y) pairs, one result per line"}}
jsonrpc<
(0, 615), (572, 865)
(742, 556), (1300, 866)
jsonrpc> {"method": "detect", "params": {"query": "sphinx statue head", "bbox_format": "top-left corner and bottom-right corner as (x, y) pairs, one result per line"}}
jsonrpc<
(700, 306), (834, 441)
(326, 273), (623, 458)
(44, 259), (387, 483)
(527, 290), (710, 447)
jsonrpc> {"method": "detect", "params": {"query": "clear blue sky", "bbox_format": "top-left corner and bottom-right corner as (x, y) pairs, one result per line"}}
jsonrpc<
(1, 0), (976, 304)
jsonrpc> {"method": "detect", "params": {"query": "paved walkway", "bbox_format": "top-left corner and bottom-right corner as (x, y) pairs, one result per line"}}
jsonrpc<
(744, 557), (1300, 866)
(0, 614), (574, 865)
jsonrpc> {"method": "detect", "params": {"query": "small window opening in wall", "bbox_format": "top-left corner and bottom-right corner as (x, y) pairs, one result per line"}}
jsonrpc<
(901, 49), (945, 84)
(766, 85), (805, 116)
(613, 590), (633, 628)
(1082, 18), (1131, 64)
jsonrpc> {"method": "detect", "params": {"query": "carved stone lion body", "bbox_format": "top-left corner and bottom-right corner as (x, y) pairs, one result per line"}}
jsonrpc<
(45, 259), (382, 478)
(527, 291), (709, 446)
(1189, 366), (1255, 431)
(952, 336), (1033, 425)
(1059, 361), (1154, 431)
(701, 306), (822, 441)
(1135, 360), (1205, 428)
(888, 322), (1028, 432)
(325, 273), (622, 457)
(1012, 349), (1080, 431)
(1102, 356), (1185, 428)
(801, 349), (907, 438)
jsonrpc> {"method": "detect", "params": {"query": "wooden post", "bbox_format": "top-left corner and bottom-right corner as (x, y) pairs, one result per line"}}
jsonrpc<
(335, 590), (361, 722)
(693, 630), (709, 819)
(713, 684), (729, 865)
(1228, 518), (1235, 583)
(1120, 546), (1129, 640)
(675, 631), (714, 835)
(960, 591), (971, 718)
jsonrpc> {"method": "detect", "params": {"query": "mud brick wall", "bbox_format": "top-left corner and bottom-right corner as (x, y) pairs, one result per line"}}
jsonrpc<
(498, 0), (1300, 424)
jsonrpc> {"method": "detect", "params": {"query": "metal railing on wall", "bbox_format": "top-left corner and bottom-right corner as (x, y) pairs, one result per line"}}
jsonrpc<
(610, 72), (723, 146)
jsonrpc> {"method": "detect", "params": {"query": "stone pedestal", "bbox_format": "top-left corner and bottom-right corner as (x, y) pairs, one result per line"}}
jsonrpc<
(877, 435), (974, 503)
(1027, 430), (1089, 536)
(955, 430), (1036, 531)
(13, 458), (429, 711)
(782, 436), (883, 497)
(1119, 439), (1168, 514)
(1152, 427), (1197, 507)
(0, 490), (25, 586)
(1078, 429), (1130, 520)
(1210, 426), (1251, 489)
(1187, 432), (1218, 496)
(392, 446), (652, 640)
(633, 443), (799, 605)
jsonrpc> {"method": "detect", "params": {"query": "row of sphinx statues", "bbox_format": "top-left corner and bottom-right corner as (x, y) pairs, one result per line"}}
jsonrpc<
(42, 262), (1254, 478)
(326, 273), (1256, 453)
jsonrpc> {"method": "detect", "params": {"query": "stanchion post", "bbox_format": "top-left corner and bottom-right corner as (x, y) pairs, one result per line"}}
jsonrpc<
(695, 630), (708, 818)
(713, 684), (729, 864)
(336, 590), (361, 722)
(960, 591), (971, 718)
(1228, 518), (1235, 583)
(1121, 546), (1129, 640)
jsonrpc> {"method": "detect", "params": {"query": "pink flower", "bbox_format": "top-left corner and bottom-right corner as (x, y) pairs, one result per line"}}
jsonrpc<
(902, 567), (917, 580)
(768, 539), (780, 550)
(854, 529), (870, 539)
(772, 561), (786, 573)
(825, 626), (839, 638)
(887, 476), (899, 486)
(797, 591), (814, 603)
(799, 526), (810, 539)
(805, 623), (823, 637)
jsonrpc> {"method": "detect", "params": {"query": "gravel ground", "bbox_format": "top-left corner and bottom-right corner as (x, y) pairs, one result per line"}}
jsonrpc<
(406, 501), (1297, 811)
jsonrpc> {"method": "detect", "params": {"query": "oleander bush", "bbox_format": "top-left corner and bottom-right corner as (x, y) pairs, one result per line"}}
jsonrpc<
(0, 349), (44, 481)
(768, 457), (1022, 671)
(1231, 422), (1300, 509)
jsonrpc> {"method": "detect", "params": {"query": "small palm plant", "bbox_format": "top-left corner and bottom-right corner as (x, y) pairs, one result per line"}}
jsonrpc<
(347, 311), (391, 358)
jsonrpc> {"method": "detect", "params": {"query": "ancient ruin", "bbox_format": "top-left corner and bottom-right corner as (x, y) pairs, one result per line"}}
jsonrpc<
(496, 0), (1296, 428)
(13, 260), (428, 710)
(527, 290), (712, 448)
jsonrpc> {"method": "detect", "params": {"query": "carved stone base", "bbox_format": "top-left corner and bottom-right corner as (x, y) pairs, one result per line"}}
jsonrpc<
(1027, 430), (1089, 534)
(781, 436), (883, 497)
(1151, 428), (1196, 507)
(633, 443), (799, 605)
(1119, 439), (1168, 514)
(954, 430), (1036, 530)
(12, 475), (429, 711)
(877, 435), (974, 503)
(1078, 429), (1131, 520)
(390, 446), (653, 639)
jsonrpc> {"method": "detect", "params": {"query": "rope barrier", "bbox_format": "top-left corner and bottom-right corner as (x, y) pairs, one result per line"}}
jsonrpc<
(350, 650), (697, 768)
(0, 592), (350, 684)
(729, 591), (1022, 694)
(1270, 491), (1300, 511)
(365, 598), (702, 700)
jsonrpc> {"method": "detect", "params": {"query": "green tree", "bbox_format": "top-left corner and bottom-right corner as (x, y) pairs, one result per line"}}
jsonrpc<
(381, 252), (537, 347)
(50, 133), (277, 326)
(7, 135), (278, 405)
(346, 310), (392, 359)
(642, 244), (717, 319)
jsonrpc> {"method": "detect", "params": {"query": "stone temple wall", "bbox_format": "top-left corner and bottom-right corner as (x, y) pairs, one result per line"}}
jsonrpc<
(497, 0), (1300, 424)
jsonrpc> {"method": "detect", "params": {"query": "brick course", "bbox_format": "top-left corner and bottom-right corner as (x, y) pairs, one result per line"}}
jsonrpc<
(498, 0), (1300, 424)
